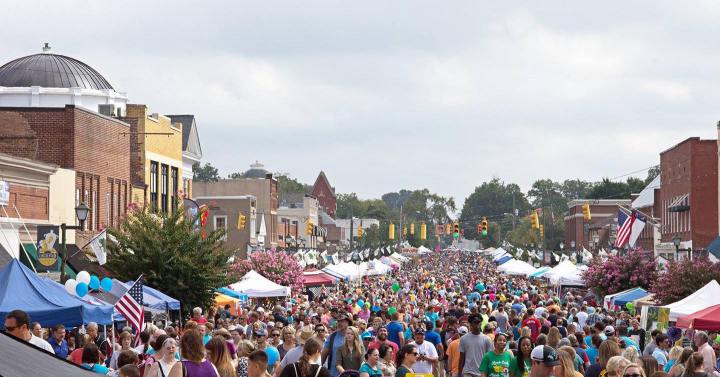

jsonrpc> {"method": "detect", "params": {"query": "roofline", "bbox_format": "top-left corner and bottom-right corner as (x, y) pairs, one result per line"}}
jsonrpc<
(194, 195), (257, 200)
(0, 105), (130, 128)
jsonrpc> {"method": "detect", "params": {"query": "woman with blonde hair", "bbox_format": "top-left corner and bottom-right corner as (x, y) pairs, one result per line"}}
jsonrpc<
(607, 356), (632, 377)
(622, 363), (647, 377)
(547, 327), (562, 349)
(667, 348), (693, 377)
(622, 347), (640, 364)
(278, 326), (296, 361)
(663, 347), (683, 373)
(336, 327), (364, 373)
(206, 336), (237, 377)
(585, 339), (621, 377)
(555, 347), (583, 377)
(236, 340), (256, 377)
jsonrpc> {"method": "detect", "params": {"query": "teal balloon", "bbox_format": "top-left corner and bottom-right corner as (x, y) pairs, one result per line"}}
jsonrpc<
(88, 275), (100, 290)
(76, 282), (88, 297)
(357, 300), (365, 307)
(100, 277), (112, 292)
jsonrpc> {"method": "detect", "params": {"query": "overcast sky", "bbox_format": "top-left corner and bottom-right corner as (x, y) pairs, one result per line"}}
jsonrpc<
(3, 1), (720, 204)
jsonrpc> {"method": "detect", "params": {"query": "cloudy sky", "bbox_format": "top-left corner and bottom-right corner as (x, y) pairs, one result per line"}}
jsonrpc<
(3, 1), (720, 204)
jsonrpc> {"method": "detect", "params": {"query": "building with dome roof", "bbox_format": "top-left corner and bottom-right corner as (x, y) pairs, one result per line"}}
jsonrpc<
(0, 44), (128, 114)
(243, 161), (269, 179)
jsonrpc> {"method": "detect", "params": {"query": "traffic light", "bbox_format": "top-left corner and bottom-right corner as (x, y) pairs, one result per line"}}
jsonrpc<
(481, 217), (488, 236)
(306, 221), (313, 235)
(420, 222), (427, 240)
(453, 222), (459, 238)
(477, 223), (482, 235)
(237, 212), (247, 230)
(530, 211), (540, 229)
(539, 224), (544, 239)
(410, 223), (415, 236)
(357, 227), (363, 237)
(403, 226), (407, 236)
(445, 224), (451, 235)
(582, 202), (591, 221)
(388, 223), (395, 240)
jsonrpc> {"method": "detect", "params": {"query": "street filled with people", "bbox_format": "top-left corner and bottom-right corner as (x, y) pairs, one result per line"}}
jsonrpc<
(4, 251), (720, 377)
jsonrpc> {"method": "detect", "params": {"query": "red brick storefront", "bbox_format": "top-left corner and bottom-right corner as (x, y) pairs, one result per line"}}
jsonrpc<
(0, 105), (131, 242)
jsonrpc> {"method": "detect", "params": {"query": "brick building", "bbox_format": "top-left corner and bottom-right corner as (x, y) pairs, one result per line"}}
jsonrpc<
(656, 137), (718, 259)
(311, 171), (337, 218)
(194, 195), (257, 259)
(0, 105), (131, 244)
(565, 199), (631, 252)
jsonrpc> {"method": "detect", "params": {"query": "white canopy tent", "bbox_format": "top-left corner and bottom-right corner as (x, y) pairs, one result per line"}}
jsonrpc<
(390, 252), (409, 262)
(498, 259), (537, 276)
(491, 247), (508, 257)
(546, 260), (586, 286)
(417, 246), (433, 254)
(663, 280), (720, 321)
(229, 270), (290, 297)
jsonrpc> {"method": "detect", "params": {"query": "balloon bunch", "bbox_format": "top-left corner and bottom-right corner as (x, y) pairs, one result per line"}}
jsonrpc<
(64, 271), (113, 298)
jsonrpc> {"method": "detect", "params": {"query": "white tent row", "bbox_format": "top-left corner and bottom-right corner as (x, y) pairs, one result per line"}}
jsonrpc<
(497, 259), (537, 276)
(229, 270), (290, 297)
(322, 260), (395, 280)
(390, 252), (410, 263)
(663, 280), (720, 321)
(417, 246), (433, 254)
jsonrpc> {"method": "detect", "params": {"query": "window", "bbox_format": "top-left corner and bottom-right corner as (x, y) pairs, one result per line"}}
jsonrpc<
(171, 167), (178, 212)
(150, 161), (159, 211)
(214, 216), (227, 240)
(161, 164), (169, 213)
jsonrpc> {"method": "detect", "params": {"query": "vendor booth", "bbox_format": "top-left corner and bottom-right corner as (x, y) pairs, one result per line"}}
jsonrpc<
(676, 304), (720, 330)
(663, 280), (720, 321)
(229, 270), (290, 297)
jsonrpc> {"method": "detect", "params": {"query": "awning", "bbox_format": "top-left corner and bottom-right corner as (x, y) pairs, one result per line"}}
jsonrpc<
(668, 194), (689, 212)
(706, 236), (720, 259)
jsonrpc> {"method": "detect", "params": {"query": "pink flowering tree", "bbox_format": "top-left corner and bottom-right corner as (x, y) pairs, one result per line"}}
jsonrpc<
(582, 250), (657, 297)
(232, 251), (304, 292)
(651, 257), (720, 305)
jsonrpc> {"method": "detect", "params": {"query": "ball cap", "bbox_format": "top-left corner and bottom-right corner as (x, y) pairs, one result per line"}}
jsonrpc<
(457, 326), (469, 335)
(604, 325), (615, 335)
(531, 345), (560, 366)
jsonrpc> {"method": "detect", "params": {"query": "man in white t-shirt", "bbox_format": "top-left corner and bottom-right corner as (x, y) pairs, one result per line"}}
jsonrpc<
(576, 306), (589, 329)
(4, 309), (54, 354)
(412, 328), (439, 374)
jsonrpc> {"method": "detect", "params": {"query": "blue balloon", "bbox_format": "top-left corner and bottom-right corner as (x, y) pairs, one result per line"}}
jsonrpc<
(371, 305), (381, 313)
(357, 299), (365, 307)
(89, 275), (100, 290)
(76, 282), (88, 297)
(100, 277), (113, 292)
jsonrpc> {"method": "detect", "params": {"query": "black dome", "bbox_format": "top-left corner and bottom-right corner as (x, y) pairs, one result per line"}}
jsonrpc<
(243, 161), (269, 179)
(0, 53), (114, 90)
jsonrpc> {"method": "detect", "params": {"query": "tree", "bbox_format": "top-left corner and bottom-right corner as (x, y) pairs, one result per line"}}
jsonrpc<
(586, 178), (630, 199)
(560, 179), (594, 200)
(275, 173), (311, 203)
(626, 177), (647, 195)
(527, 179), (567, 249)
(231, 251), (304, 292)
(193, 162), (221, 182)
(651, 258), (720, 304)
(460, 179), (530, 240)
(582, 251), (658, 297)
(227, 171), (244, 179)
(105, 206), (233, 312)
(645, 166), (660, 185)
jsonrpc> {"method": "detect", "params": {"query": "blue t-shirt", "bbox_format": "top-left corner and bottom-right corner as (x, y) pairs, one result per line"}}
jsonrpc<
(585, 346), (598, 364)
(425, 312), (439, 329)
(621, 336), (640, 351)
(48, 337), (69, 359)
(265, 345), (280, 372)
(324, 331), (347, 377)
(358, 362), (382, 377)
(203, 334), (212, 345)
(82, 363), (110, 374)
(425, 330), (441, 347)
(386, 321), (403, 348)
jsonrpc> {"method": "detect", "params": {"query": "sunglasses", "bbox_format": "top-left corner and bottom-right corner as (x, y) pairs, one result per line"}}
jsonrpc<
(624, 374), (641, 377)
(315, 328), (326, 332)
(271, 333), (281, 337)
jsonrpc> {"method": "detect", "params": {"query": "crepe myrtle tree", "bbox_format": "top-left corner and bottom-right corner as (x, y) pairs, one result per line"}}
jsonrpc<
(582, 250), (657, 298)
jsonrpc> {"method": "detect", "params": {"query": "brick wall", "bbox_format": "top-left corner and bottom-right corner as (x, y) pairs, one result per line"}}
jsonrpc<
(7, 184), (49, 220)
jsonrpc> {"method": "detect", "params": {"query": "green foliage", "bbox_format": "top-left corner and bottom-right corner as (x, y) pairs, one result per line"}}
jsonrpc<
(276, 174), (312, 203)
(651, 257), (720, 304)
(460, 178), (530, 240)
(586, 177), (646, 199)
(645, 166), (660, 185)
(105, 207), (234, 312)
(560, 179), (593, 200)
(192, 162), (220, 183)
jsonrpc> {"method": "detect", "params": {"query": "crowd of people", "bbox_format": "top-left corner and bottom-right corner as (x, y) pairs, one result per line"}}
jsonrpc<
(5, 251), (720, 377)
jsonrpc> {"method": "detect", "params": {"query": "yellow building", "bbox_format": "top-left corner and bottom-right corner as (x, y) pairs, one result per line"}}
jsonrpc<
(123, 104), (183, 212)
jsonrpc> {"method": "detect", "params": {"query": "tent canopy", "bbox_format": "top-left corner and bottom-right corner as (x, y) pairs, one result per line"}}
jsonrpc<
(0, 259), (113, 328)
(0, 330), (99, 377)
(495, 255), (513, 265)
(547, 260), (586, 286)
(229, 270), (290, 297)
(663, 280), (720, 321)
(302, 269), (336, 287)
(610, 288), (648, 308)
(676, 304), (720, 330)
(527, 266), (551, 278)
(498, 259), (537, 276)
(134, 283), (180, 311)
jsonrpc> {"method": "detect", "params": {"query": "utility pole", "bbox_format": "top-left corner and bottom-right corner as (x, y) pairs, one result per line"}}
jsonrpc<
(512, 193), (516, 230)
(397, 204), (403, 250)
(349, 216), (354, 251)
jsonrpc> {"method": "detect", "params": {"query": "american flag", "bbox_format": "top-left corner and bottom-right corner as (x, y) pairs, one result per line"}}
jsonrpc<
(615, 210), (635, 248)
(115, 276), (144, 339)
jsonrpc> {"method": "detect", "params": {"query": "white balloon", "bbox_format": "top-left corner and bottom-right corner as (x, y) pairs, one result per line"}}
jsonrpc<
(76, 271), (91, 285)
(64, 279), (78, 295)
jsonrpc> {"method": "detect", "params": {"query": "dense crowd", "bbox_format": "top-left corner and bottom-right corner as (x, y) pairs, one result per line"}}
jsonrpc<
(5, 251), (720, 377)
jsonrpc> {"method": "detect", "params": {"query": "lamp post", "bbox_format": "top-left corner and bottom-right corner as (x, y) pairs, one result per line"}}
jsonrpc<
(60, 203), (90, 284)
(592, 234), (600, 253)
(570, 240), (576, 251)
(672, 235), (691, 261)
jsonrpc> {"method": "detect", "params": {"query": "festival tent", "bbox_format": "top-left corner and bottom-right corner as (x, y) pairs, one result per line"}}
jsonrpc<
(676, 304), (720, 330)
(229, 270), (290, 297)
(663, 280), (720, 321)
(546, 260), (586, 286)
(417, 246), (433, 254)
(0, 259), (113, 328)
(302, 269), (336, 287)
(498, 259), (537, 276)
(113, 280), (172, 313)
(321, 266), (347, 280)
(0, 330), (99, 377)
(216, 287), (248, 302)
(390, 252), (409, 262)
(495, 255), (513, 265)
(527, 266), (551, 278)
(610, 287), (648, 309)
(364, 261), (392, 276)
(214, 293), (243, 315)
(491, 248), (508, 257)
(142, 284), (181, 311)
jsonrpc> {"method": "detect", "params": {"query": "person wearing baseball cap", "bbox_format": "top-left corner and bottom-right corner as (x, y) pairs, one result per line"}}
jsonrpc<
(446, 326), (467, 377)
(411, 327), (438, 374)
(530, 345), (560, 377)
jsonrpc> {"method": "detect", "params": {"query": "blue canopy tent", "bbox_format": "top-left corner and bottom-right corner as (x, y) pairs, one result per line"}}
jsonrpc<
(0, 259), (113, 329)
(495, 255), (513, 265)
(216, 287), (249, 303)
(125, 281), (180, 311)
(528, 266), (551, 279)
(611, 287), (648, 308)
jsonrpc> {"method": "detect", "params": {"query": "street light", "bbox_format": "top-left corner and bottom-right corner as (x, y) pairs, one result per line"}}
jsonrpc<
(559, 242), (565, 251)
(592, 234), (600, 252)
(570, 240), (576, 250)
(672, 235), (691, 261)
(60, 203), (90, 283)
